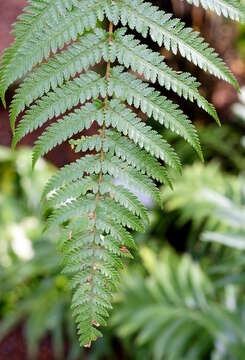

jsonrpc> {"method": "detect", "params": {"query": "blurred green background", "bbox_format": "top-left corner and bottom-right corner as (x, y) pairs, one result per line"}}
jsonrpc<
(2, 1), (245, 359)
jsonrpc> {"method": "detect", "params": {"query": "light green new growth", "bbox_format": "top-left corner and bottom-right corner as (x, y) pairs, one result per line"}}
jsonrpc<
(0, 0), (242, 348)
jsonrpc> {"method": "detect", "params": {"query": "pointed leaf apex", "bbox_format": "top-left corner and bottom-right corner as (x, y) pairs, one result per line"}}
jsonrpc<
(1, 94), (6, 109)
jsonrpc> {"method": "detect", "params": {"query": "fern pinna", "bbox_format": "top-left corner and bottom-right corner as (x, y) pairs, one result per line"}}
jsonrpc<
(0, 0), (244, 348)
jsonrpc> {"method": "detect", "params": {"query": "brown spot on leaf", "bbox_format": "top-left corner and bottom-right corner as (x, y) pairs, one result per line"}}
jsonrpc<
(88, 212), (94, 220)
(84, 340), (91, 348)
(120, 246), (130, 255)
(92, 320), (100, 328)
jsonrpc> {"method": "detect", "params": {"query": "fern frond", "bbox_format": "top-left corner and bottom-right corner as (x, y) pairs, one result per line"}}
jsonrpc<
(2, 0), (241, 348)
(48, 174), (149, 225)
(47, 196), (96, 228)
(101, 199), (145, 232)
(161, 162), (238, 229)
(0, 0), (75, 104)
(100, 178), (150, 224)
(61, 227), (122, 346)
(113, 247), (245, 359)
(45, 154), (160, 206)
(102, 155), (161, 205)
(71, 131), (172, 187)
(106, 99), (181, 171)
(106, 130), (172, 187)
(202, 231), (245, 249)
(114, 0), (238, 88)
(59, 220), (135, 345)
(0, 0), (109, 104)
(42, 154), (101, 199)
(70, 134), (104, 153)
(12, 1), (80, 38)
(184, 0), (245, 22)
(47, 176), (99, 208)
(96, 216), (136, 249)
(109, 66), (203, 159)
(63, 232), (132, 263)
(113, 29), (219, 122)
(10, 29), (108, 130)
(32, 101), (104, 167)
(50, 193), (144, 233)
(12, 72), (106, 148)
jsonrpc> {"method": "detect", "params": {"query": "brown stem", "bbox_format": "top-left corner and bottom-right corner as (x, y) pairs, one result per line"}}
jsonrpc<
(87, 21), (114, 345)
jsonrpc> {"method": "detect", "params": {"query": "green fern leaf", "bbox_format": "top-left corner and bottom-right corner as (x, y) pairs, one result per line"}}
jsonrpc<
(0, 0), (109, 104)
(12, 73), (106, 148)
(10, 29), (108, 130)
(100, 178), (150, 224)
(71, 131), (172, 187)
(42, 154), (101, 199)
(184, 0), (245, 22)
(96, 216), (136, 249)
(102, 155), (161, 205)
(114, 0), (238, 88)
(101, 198), (145, 232)
(113, 247), (245, 359)
(113, 29), (219, 122)
(51, 173), (149, 224)
(32, 101), (104, 167)
(46, 196), (96, 229)
(109, 66), (203, 159)
(70, 134), (104, 153)
(106, 130), (172, 187)
(47, 176), (99, 208)
(106, 99), (181, 171)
